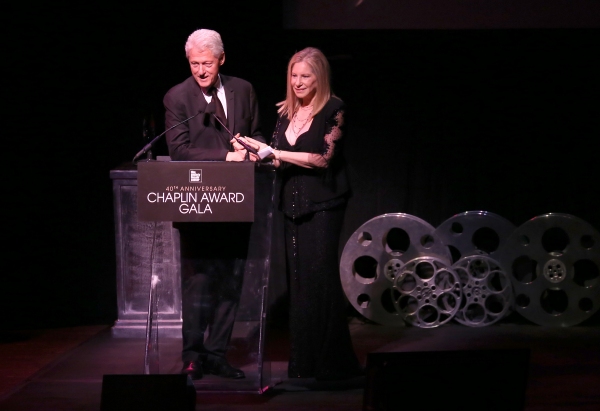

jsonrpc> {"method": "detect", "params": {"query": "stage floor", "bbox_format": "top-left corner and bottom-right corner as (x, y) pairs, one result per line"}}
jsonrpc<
(0, 318), (599, 411)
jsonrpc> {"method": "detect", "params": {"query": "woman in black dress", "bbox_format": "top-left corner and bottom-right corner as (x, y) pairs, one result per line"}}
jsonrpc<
(245, 47), (362, 381)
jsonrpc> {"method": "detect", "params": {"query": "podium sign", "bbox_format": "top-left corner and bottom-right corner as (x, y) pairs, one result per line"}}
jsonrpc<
(137, 161), (255, 222)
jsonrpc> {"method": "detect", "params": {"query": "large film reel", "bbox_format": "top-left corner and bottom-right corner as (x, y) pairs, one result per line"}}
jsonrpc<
(393, 256), (462, 328)
(452, 255), (514, 327)
(435, 211), (517, 326)
(497, 213), (600, 326)
(340, 213), (451, 326)
(435, 211), (516, 263)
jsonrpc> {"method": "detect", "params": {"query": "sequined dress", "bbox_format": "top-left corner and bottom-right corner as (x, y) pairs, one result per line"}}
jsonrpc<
(273, 97), (362, 380)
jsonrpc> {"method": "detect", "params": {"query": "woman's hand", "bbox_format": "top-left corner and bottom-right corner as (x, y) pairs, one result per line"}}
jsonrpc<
(242, 137), (268, 152)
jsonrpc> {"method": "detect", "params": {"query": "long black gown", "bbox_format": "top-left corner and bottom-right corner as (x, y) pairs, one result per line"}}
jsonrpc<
(273, 97), (362, 380)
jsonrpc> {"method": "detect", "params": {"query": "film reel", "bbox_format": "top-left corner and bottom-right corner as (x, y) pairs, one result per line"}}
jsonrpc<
(452, 255), (514, 327)
(435, 211), (517, 263)
(340, 213), (451, 326)
(393, 256), (462, 328)
(497, 213), (600, 326)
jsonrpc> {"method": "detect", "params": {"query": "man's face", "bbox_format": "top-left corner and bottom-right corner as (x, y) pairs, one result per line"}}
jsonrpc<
(188, 48), (225, 92)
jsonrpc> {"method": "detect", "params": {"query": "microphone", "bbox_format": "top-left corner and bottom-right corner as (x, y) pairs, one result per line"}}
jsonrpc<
(132, 109), (204, 164)
(206, 101), (259, 156)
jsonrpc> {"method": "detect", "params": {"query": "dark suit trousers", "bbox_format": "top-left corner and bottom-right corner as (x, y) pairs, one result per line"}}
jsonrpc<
(177, 222), (251, 363)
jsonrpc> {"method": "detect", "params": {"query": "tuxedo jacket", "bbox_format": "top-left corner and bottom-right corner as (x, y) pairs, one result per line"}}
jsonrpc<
(163, 74), (263, 161)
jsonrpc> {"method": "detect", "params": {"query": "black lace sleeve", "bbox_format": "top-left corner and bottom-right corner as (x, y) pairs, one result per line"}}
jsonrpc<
(321, 108), (344, 163)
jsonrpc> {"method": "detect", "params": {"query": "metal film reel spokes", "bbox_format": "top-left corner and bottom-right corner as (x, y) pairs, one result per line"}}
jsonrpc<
(435, 211), (517, 263)
(340, 213), (451, 326)
(498, 213), (600, 326)
(452, 255), (514, 327)
(434, 211), (517, 326)
(393, 256), (462, 328)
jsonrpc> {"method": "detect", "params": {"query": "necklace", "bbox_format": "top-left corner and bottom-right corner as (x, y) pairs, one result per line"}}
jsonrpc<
(291, 105), (313, 137)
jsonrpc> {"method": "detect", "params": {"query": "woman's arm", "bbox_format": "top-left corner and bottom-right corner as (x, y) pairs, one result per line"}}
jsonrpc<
(242, 137), (327, 169)
(273, 150), (327, 168)
(244, 109), (345, 169)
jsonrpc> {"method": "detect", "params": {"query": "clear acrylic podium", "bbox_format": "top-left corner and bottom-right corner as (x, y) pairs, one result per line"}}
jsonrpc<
(110, 160), (277, 393)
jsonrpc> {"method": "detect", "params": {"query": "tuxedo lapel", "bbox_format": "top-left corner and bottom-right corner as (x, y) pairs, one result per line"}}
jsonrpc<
(222, 75), (236, 133)
(190, 80), (208, 116)
(187, 78), (217, 138)
(188, 76), (230, 147)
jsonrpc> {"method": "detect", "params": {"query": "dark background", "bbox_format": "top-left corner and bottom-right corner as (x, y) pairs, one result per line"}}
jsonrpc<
(3, 2), (599, 329)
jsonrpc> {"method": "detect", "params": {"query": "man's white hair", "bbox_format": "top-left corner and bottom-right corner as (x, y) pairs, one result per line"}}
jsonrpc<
(185, 29), (224, 58)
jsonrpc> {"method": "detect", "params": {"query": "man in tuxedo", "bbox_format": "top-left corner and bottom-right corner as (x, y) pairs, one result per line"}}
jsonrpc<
(163, 28), (264, 380)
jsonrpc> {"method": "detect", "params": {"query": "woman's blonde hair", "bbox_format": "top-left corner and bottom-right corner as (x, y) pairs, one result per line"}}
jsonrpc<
(277, 47), (332, 120)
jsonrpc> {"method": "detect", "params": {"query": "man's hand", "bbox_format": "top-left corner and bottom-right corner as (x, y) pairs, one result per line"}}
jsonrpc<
(226, 150), (248, 162)
(228, 134), (261, 161)
(230, 134), (246, 151)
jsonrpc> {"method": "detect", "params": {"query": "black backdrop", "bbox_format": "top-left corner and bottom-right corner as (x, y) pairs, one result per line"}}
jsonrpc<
(3, 3), (599, 329)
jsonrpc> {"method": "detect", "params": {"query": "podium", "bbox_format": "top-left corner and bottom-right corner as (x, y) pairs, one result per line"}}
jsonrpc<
(109, 160), (277, 393)
(137, 161), (256, 222)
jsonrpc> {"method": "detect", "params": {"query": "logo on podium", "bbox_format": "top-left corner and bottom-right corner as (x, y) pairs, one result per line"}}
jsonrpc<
(189, 169), (202, 183)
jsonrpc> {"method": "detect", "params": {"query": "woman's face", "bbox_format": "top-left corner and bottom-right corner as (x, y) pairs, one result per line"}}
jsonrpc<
(291, 61), (317, 104)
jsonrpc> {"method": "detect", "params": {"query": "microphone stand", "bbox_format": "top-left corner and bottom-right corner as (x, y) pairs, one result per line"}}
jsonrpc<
(132, 109), (204, 165)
